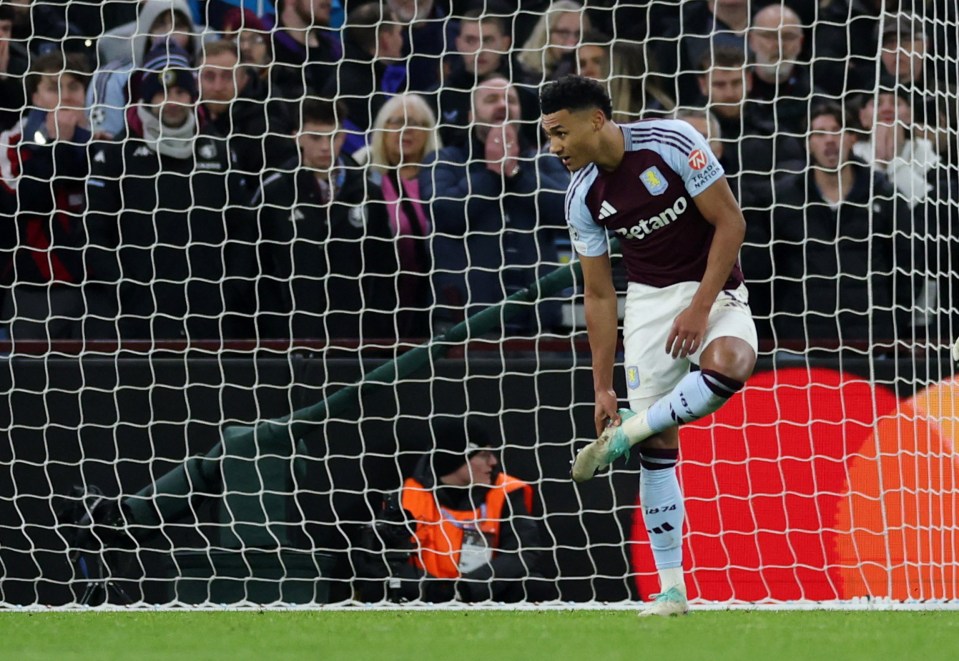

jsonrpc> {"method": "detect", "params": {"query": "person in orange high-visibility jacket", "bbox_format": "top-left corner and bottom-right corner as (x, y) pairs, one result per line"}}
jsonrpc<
(354, 417), (556, 603)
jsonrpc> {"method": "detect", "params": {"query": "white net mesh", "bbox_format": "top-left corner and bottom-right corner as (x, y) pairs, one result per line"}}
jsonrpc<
(0, 0), (958, 608)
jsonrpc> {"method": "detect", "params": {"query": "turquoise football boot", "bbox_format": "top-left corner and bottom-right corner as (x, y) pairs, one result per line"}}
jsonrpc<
(638, 587), (690, 618)
(571, 408), (636, 483)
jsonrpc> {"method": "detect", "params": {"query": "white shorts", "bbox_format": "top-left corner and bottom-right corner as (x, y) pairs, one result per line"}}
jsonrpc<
(622, 281), (758, 411)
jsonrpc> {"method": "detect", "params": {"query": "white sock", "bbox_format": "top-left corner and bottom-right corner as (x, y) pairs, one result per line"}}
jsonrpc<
(640, 456), (685, 593)
(624, 369), (743, 447)
(659, 567), (686, 595)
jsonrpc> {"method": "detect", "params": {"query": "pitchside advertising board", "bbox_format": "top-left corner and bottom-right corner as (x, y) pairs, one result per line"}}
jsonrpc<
(0, 355), (956, 605)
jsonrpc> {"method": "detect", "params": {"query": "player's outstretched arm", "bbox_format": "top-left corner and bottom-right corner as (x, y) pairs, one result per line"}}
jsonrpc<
(580, 252), (620, 434)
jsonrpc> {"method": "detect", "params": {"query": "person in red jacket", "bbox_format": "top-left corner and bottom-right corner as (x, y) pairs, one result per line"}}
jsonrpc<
(0, 51), (117, 340)
(354, 418), (555, 603)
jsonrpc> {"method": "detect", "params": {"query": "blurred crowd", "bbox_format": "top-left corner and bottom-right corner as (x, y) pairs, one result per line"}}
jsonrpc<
(0, 0), (957, 349)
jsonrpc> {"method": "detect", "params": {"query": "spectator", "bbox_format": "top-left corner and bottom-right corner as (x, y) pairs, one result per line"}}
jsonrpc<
(5, 0), (30, 45)
(0, 52), (113, 340)
(430, 8), (539, 148)
(923, 93), (958, 171)
(852, 88), (938, 208)
(221, 7), (273, 75)
(88, 0), (203, 139)
(879, 16), (924, 85)
(18, 0), (102, 60)
(269, 0), (340, 117)
(655, 0), (749, 106)
(575, 29), (609, 81)
(569, 43), (662, 318)
(879, 16), (953, 137)
(207, 1), (277, 34)
(359, 93), (442, 339)
(811, 0), (885, 97)
(253, 99), (393, 340)
(771, 100), (912, 348)
(747, 4), (813, 136)
(353, 417), (553, 603)
(198, 39), (271, 189)
(516, 1), (591, 84)
(321, 2), (406, 153)
(754, 0), (818, 28)
(0, 4), (28, 131)
(607, 41), (674, 122)
(86, 43), (255, 340)
(421, 75), (569, 335)
(695, 44), (804, 205)
(96, 0), (201, 70)
(852, 86), (948, 331)
(695, 43), (752, 143)
(387, 0), (448, 92)
(221, 7), (299, 165)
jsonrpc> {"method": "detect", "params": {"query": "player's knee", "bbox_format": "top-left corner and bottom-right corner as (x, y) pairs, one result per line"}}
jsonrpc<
(701, 338), (756, 383)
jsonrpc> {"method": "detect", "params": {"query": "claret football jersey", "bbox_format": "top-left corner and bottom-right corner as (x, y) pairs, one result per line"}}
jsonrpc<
(565, 119), (744, 289)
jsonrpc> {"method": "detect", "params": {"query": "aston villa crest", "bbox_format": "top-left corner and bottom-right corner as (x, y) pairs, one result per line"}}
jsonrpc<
(640, 166), (668, 196)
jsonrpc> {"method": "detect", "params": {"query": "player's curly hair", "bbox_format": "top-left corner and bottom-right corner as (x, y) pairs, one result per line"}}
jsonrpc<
(539, 75), (613, 119)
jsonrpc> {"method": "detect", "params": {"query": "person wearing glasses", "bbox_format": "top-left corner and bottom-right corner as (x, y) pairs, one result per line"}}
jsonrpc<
(747, 4), (813, 137)
(516, 0), (591, 84)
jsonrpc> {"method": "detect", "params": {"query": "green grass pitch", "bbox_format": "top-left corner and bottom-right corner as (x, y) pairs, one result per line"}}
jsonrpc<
(2, 610), (958, 661)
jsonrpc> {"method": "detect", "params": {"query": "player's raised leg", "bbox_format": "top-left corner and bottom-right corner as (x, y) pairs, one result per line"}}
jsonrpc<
(619, 336), (755, 447)
(572, 288), (757, 484)
(572, 360), (744, 482)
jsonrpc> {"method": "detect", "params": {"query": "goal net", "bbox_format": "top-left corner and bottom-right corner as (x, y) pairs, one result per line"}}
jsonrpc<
(1, 0), (958, 608)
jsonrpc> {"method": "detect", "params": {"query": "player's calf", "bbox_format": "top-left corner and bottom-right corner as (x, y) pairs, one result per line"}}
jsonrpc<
(620, 369), (744, 448)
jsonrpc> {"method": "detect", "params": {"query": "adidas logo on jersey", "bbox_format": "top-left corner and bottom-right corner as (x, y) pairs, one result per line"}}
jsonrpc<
(598, 200), (618, 220)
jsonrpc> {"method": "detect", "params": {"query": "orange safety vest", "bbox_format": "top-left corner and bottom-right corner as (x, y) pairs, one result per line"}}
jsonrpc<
(401, 472), (534, 579)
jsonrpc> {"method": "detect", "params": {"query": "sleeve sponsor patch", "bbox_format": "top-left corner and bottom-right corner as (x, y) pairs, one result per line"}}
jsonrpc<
(688, 160), (722, 195)
(687, 149), (709, 171)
